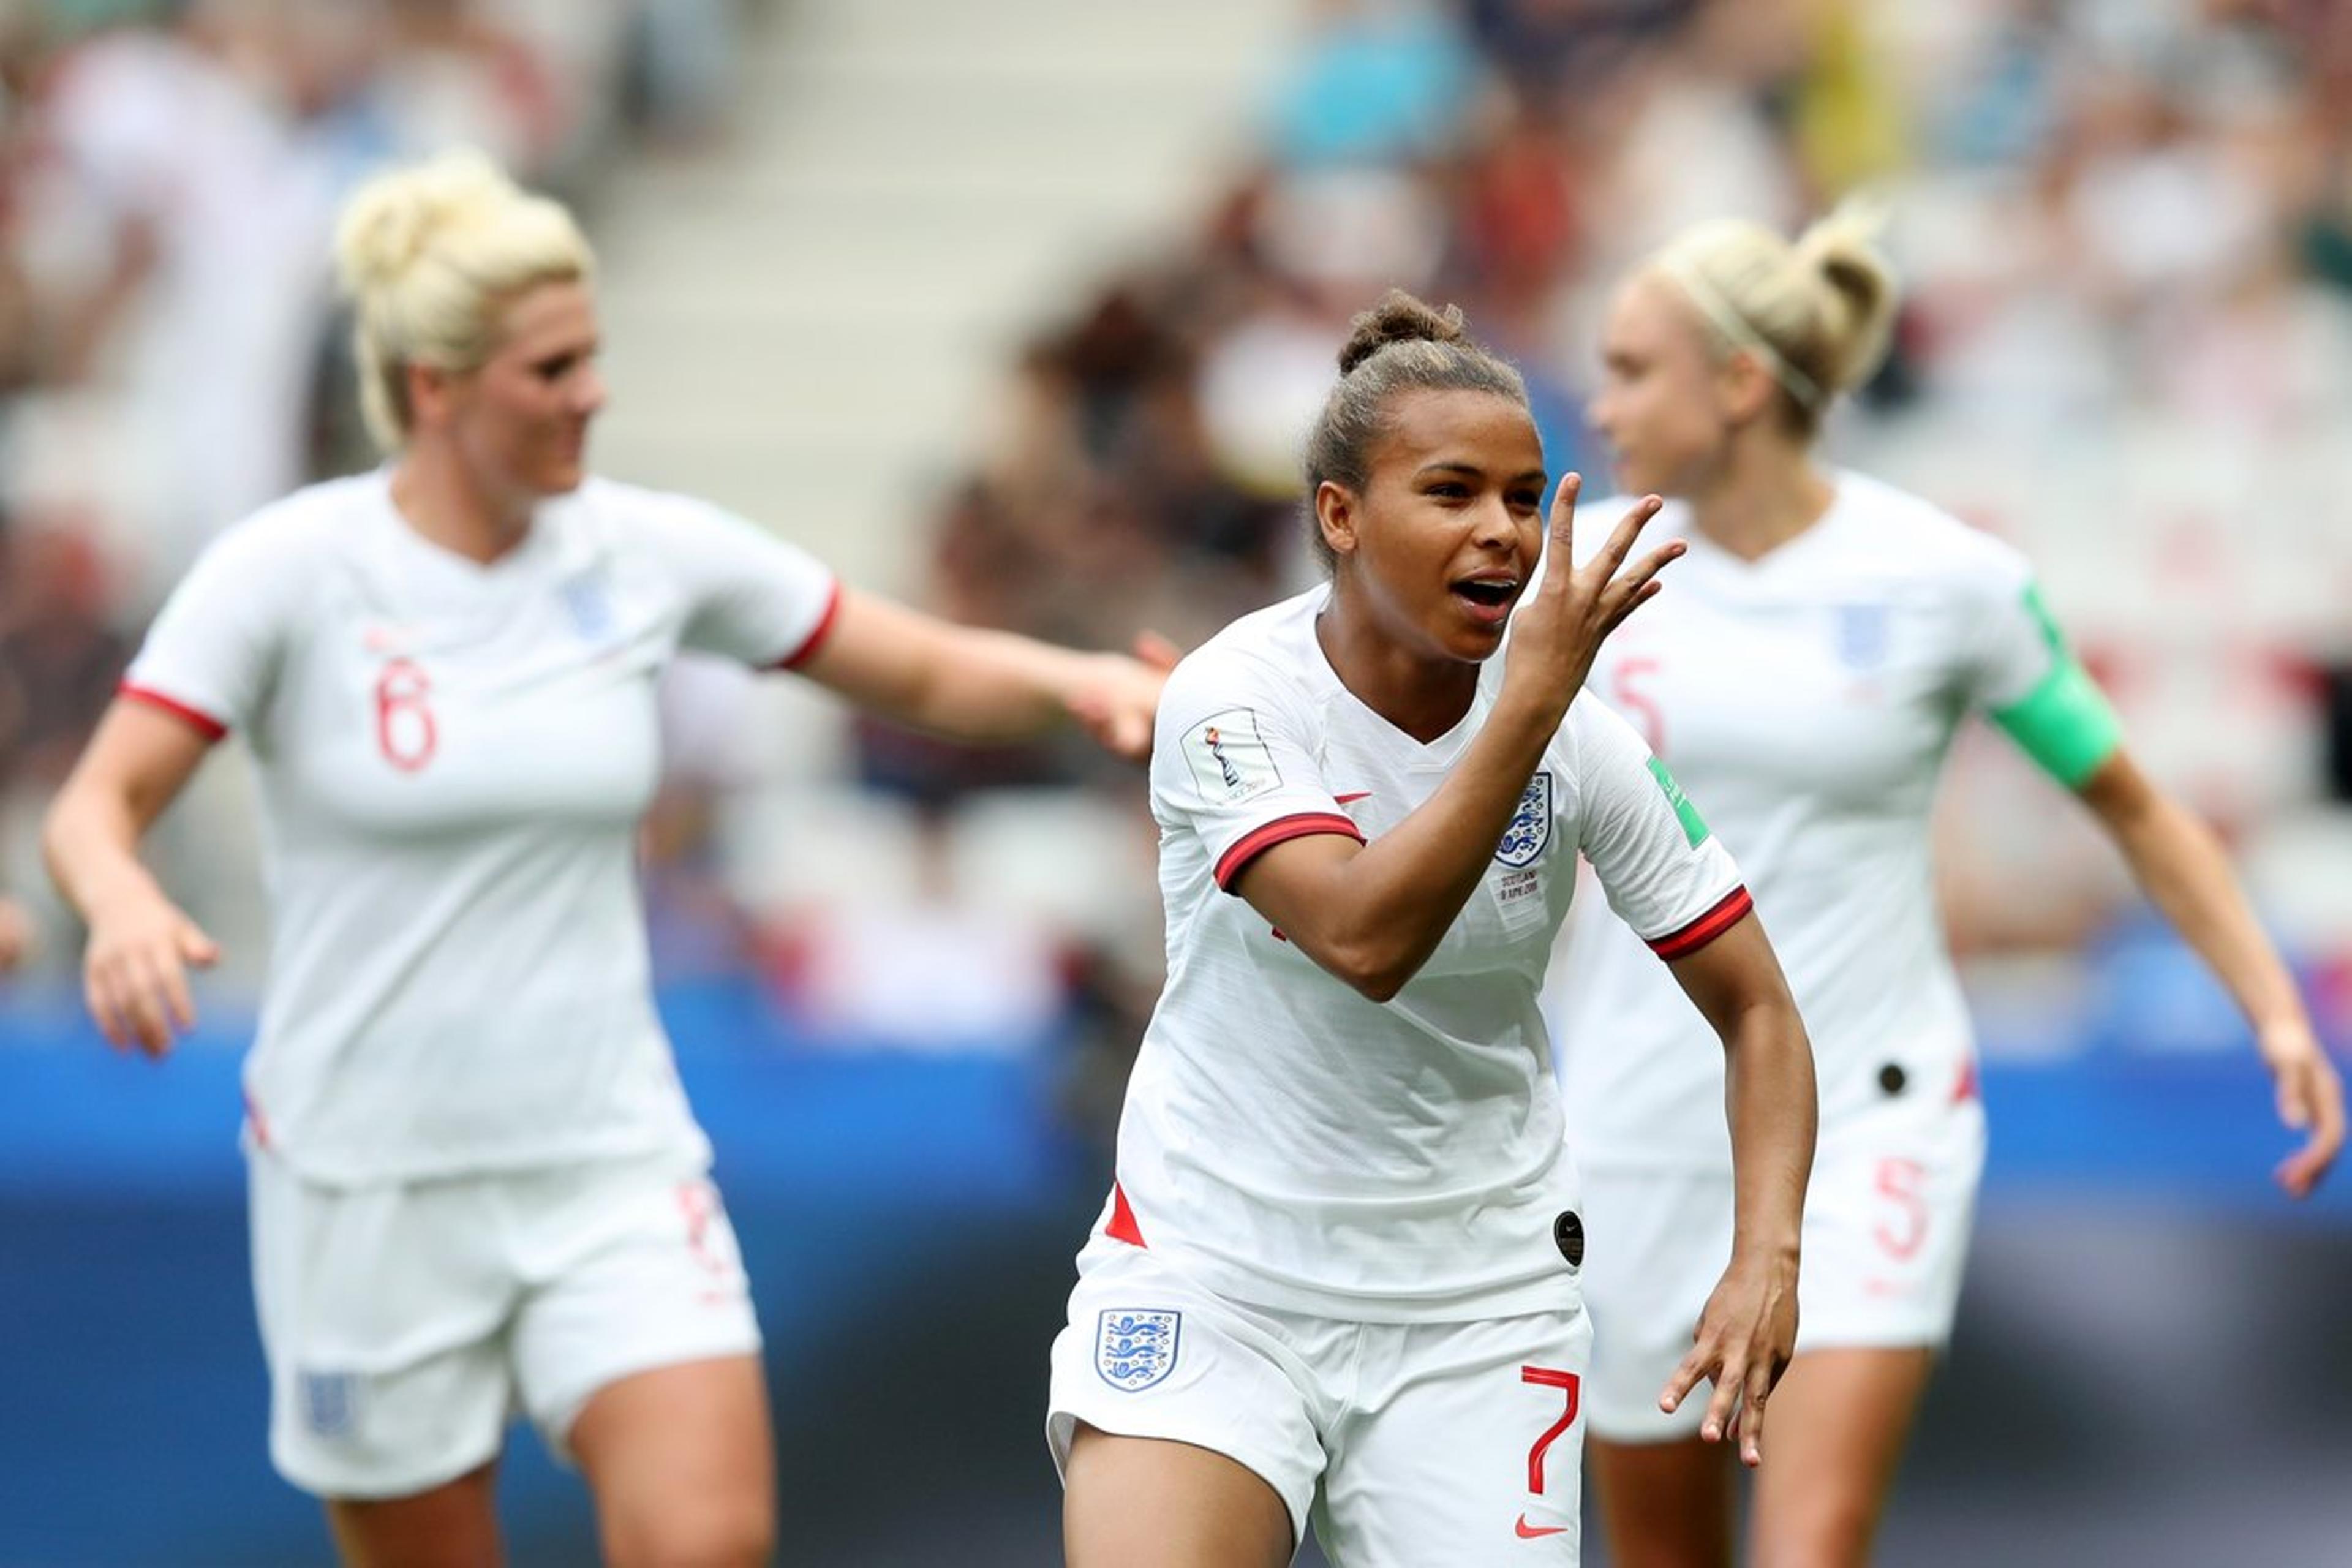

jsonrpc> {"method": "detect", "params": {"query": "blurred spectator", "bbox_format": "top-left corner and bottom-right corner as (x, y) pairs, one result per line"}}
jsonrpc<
(0, 519), (125, 791)
(16, 2), (344, 592)
(1265, 0), (1481, 170)
(763, 802), (1074, 1055)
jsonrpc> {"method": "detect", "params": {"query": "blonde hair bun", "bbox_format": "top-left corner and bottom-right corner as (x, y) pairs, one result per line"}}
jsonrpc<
(1790, 197), (1898, 394)
(334, 148), (516, 300)
(333, 148), (594, 451)
(1649, 197), (1900, 428)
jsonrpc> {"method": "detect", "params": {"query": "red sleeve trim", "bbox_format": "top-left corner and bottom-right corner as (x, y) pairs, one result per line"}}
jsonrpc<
(771, 579), (845, 671)
(1212, 812), (1366, 892)
(118, 681), (227, 742)
(1647, 886), (1752, 962)
(1105, 1180), (1146, 1248)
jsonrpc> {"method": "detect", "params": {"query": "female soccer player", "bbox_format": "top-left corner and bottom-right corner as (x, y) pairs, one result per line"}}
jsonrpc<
(1552, 206), (2348, 1568)
(40, 149), (1167, 1568)
(1047, 293), (1819, 1568)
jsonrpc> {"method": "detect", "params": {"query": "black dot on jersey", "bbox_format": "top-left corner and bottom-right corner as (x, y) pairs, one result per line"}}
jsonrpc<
(1553, 1211), (1585, 1268)
(1878, 1062), (1907, 1097)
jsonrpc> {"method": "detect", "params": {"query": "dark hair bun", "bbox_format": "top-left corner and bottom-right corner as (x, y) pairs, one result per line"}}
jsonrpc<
(1338, 290), (1468, 375)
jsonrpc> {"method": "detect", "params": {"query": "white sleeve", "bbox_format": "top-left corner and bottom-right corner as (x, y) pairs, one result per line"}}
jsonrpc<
(120, 515), (307, 741)
(1948, 533), (2124, 788)
(1150, 650), (1363, 894)
(1570, 698), (1750, 960)
(1950, 535), (2053, 710)
(657, 496), (842, 669)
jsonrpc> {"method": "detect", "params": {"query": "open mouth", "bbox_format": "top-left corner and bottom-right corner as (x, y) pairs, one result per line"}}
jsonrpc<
(1451, 575), (1522, 613)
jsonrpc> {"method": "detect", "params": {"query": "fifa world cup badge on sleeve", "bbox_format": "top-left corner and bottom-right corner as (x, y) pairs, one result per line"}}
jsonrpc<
(1495, 771), (1553, 867)
(1645, 757), (1711, 849)
(1182, 709), (1281, 803)
(1095, 1309), (1182, 1391)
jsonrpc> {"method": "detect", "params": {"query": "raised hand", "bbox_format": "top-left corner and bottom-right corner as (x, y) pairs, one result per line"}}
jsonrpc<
(82, 886), (219, 1057)
(1659, 1247), (1799, 1468)
(1502, 474), (1678, 721)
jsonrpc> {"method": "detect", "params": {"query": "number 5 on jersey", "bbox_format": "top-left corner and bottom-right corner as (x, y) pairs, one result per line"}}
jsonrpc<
(374, 658), (437, 772)
(1612, 657), (1665, 755)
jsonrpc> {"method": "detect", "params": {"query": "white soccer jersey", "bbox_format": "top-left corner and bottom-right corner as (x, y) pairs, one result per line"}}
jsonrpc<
(123, 470), (838, 1183)
(1551, 470), (2109, 1169)
(1107, 587), (1747, 1323)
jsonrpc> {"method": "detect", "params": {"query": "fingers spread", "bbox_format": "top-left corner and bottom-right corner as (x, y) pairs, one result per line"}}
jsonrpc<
(1589, 494), (1663, 577)
(1599, 541), (1687, 628)
(1700, 1351), (1744, 1444)
(1547, 473), (1584, 554)
(1740, 1363), (1773, 1468)
(1657, 1344), (1710, 1415)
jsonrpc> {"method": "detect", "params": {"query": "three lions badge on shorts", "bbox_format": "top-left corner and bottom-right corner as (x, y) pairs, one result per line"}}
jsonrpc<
(1095, 1309), (1182, 1391)
(299, 1370), (361, 1438)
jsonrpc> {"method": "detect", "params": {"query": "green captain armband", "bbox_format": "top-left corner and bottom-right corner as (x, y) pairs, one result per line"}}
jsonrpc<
(1988, 584), (2124, 789)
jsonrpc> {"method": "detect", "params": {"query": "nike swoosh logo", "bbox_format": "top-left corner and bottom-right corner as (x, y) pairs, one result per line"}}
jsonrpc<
(1514, 1516), (1568, 1539)
(1335, 791), (1372, 804)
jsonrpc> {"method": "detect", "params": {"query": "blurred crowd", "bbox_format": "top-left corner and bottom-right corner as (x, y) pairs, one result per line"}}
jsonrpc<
(917, 0), (2352, 748)
(6, 0), (2352, 1119)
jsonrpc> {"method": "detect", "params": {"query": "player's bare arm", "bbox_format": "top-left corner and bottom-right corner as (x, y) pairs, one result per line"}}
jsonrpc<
(791, 587), (1175, 761)
(41, 699), (222, 1055)
(1657, 913), (1816, 1467)
(2075, 748), (2345, 1196)
(1235, 480), (1676, 1000)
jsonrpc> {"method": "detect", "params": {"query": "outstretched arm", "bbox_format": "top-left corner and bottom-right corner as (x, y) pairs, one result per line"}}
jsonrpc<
(2075, 749), (2344, 1196)
(1654, 913), (1817, 1467)
(791, 589), (1177, 761)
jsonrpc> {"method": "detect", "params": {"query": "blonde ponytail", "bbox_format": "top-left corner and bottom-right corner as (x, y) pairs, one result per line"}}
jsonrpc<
(1790, 197), (1898, 396)
(335, 148), (595, 452)
(1646, 198), (1899, 435)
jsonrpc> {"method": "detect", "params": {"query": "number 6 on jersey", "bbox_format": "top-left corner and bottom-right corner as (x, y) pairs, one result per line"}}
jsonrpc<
(374, 658), (437, 772)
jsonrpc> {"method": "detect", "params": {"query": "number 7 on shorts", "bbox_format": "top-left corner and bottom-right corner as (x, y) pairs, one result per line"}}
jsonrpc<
(1521, 1365), (1581, 1494)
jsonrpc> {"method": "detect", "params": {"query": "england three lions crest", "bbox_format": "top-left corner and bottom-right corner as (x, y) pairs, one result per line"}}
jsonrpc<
(1835, 601), (1890, 671)
(1495, 771), (1553, 868)
(1095, 1309), (1182, 1392)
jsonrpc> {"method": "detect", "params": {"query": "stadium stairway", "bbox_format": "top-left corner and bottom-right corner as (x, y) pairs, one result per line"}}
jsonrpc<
(587, 0), (1305, 595)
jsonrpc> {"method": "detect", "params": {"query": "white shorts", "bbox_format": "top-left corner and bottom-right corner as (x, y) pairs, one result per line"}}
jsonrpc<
(249, 1145), (763, 1499)
(1580, 1093), (1986, 1442)
(1046, 1236), (1593, 1565)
